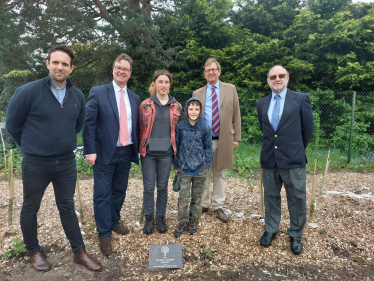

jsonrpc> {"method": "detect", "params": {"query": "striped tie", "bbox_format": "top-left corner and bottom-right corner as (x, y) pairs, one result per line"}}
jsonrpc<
(211, 86), (220, 133)
(119, 88), (129, 146)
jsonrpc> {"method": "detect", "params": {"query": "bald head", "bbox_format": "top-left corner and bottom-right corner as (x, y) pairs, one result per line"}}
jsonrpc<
(267, 65), (290, 94)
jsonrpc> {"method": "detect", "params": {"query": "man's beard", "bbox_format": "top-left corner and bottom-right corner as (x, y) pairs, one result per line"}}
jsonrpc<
(270, 83), (287, 94)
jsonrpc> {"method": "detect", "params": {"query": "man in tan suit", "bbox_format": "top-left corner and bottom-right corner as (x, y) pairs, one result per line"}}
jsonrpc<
(193, 58), (241, 223)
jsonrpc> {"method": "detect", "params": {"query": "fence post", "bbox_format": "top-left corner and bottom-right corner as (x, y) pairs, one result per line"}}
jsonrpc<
(348, 91), (356, 164)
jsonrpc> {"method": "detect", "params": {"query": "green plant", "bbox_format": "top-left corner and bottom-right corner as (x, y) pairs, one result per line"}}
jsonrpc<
(86, 219), (96, 232)
(3, 237), (26, 260)
(353, 257), (365, 265)
(310, 199), (315, 217)
(203, 248), (212, 259)
(317, 228), (326, 234)
(10, 229), (19, 234)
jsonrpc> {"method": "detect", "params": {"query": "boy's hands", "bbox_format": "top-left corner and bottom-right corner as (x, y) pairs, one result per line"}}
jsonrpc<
(174, 169), (179, 173)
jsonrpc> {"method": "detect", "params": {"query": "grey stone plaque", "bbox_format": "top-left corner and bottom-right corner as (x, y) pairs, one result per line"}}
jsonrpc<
(148, 244), (182, 269)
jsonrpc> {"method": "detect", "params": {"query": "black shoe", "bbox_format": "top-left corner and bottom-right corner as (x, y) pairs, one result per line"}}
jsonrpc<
(174, 222), (188, 237)
(260, 231), (277, 247)
(290, 237), (303, 255)
(188, 220), (197, 235)
(156, 216), (168, 233)
(143, 215), (154, 235)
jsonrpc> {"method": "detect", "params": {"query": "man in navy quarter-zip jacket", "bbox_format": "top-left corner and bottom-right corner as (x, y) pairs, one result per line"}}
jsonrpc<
(6, 45), (102, 272)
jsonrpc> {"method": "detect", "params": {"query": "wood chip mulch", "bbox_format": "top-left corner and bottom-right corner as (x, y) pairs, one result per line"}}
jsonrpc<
(0, 172), (373, 280)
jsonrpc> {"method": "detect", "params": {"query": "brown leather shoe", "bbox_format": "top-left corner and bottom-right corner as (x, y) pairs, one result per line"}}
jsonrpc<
(100, 237), (112, 256)
(214, 208), (228, 223)
(202, 207), (209, 213)
(74, 248), (102, 271)
(30, 251), (51, 272)
(112, 224), (130, 235)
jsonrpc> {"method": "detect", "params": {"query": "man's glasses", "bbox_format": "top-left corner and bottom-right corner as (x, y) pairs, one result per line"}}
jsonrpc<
(269, 74), (287, 80)
(114, 66), (131, 73)
(204, 68), (219, 73)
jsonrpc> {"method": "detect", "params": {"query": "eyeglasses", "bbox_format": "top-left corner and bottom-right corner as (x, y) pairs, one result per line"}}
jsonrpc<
(114, 66), (131, 73)
(204, 68), (219, 73)
(269, 74), (287, 80)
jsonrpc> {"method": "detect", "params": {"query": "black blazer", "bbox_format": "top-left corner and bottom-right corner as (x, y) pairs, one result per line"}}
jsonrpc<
(83, 83), (140, 165)
(256, 89), (314, 169)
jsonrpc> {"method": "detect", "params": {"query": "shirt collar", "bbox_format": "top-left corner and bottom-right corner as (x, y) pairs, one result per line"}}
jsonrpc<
(207, 81), (220, 91)
(112, 81), (127, 93)
(272, 88), (287, 100)
(50, 80), (66, 90)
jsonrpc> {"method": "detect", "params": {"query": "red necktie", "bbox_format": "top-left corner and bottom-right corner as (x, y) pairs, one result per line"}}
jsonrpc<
(119, 88), (129, 146)
(212, 86), (220, 133)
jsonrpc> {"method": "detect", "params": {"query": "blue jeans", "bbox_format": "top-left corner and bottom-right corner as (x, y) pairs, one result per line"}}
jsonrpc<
(141, 154), (173, 217)
(21, 157), (84, 254)
(93, 145), (133, 238)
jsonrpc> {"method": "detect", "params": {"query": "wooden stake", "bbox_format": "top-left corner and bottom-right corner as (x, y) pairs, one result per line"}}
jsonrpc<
(8, 150), (14, 226)
(197, 186), (204, 223)
(320, 150), (330, 194)
(0, 131), (6, 171)
(310, 159), (317, 217)
(259, 165), (265, 218)
(139, 204), (145, 224)
(75, 178), (85, 224)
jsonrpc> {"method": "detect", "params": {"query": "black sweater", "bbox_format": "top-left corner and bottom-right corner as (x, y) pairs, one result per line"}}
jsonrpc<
(5, 76), (85, 160)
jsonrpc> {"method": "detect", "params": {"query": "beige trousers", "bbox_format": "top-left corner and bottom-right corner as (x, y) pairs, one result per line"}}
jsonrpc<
(201, 140), (227, 210)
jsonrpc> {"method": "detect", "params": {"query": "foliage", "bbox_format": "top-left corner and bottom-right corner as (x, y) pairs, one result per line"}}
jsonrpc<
(2, 237), (26, 260)
(353, 256), (365, 265)
(1, 0), (374, 92)
(203, 248), (212, 259)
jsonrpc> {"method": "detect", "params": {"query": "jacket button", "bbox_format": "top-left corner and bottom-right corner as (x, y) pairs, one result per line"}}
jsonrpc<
(275, 146), (277, 149)
(275, 135), (277, 137)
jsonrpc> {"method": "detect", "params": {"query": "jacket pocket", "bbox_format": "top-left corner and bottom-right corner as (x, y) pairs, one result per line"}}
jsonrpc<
(286, 142), (304, 166)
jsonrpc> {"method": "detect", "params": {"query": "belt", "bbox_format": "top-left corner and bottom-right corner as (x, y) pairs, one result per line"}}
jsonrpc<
(212, 136), (219, 140)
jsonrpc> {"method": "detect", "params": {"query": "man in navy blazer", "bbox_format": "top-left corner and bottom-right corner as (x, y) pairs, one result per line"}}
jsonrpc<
(83, 53), (140, 256)
(256, 65), (314, 255)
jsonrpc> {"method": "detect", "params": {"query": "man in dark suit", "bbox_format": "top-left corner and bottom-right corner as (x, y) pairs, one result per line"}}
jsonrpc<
(256, 65), (314, 255)
(83, 53), (140, 256)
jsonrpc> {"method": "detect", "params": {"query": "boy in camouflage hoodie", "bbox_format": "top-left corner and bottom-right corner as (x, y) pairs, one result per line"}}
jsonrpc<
(173, 97), (212, 237)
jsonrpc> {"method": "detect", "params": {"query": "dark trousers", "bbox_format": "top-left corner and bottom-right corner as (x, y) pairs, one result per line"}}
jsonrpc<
(262, 166), (307, 239)
(93, 145), (133, 238)
(141, 154), (173, 217)
(21, 157), (84, 254)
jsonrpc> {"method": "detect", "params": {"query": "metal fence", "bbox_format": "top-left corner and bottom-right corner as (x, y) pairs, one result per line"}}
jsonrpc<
(1, 79), (374, 161)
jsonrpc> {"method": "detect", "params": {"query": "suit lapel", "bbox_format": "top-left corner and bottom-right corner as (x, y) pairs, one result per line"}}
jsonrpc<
(219, 82), (226, 107)
(277, 90), (296, 130)
(262, 95), (272, 127)
(127, 89), (137, 126)
(107, 83), (119, 122)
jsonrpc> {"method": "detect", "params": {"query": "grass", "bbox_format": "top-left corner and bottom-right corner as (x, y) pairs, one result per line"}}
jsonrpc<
(229, 142), (374, 177)
(2, 134), (374, 177)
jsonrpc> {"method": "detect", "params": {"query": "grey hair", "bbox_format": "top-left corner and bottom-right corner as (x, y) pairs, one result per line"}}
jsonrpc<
(267, 65), (289, 77)
(204, 58), (221, 70)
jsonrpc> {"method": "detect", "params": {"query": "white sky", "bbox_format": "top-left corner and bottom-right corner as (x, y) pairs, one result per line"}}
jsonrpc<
(352, 0), (374, 3)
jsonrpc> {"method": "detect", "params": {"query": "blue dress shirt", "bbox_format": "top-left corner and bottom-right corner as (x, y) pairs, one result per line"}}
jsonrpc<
(50, 80), (67, 105)
(204, 81), (221, 137)
(267, 88), (287, 123)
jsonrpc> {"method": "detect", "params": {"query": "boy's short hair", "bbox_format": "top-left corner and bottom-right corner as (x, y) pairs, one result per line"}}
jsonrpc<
(187, 100), (200, 108)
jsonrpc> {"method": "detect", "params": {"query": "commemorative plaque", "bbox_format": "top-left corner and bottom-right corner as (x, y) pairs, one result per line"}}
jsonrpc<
(148, 244), (182, 269)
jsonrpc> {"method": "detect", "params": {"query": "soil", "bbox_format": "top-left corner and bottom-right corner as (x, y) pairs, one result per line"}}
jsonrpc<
(0, 172), (373, 280)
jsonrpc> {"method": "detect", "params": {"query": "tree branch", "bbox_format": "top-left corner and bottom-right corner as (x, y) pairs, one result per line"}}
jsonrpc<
(92, 0), (109, 17)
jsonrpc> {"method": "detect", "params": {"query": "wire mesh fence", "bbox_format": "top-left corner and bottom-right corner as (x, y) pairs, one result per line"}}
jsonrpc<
(1, 78), (374, 158)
